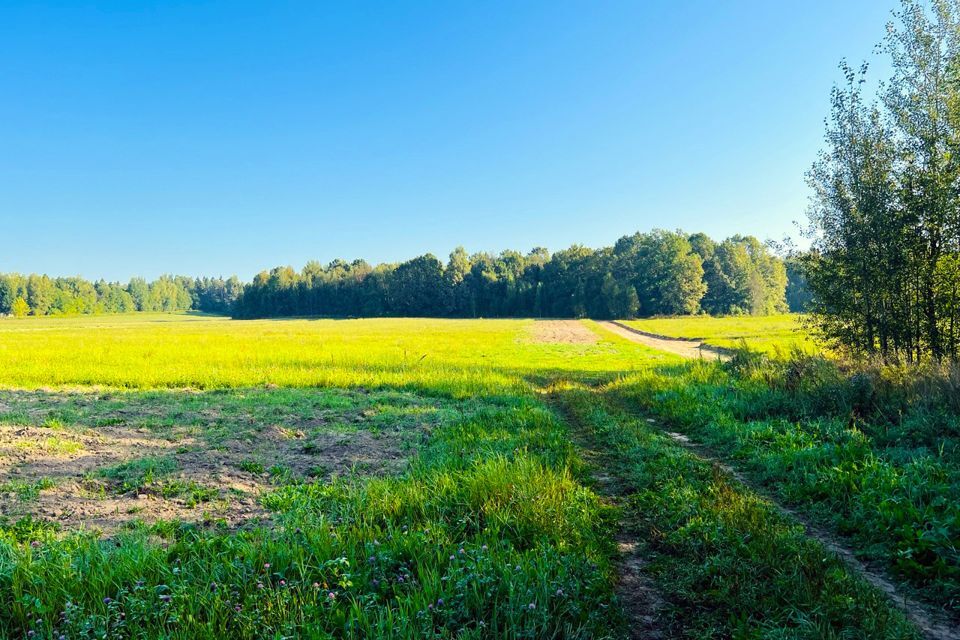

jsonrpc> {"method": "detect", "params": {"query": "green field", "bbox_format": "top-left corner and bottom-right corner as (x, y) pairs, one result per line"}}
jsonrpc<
(0, 314), (673, 392)
(623, 313), (818, 355)
(0, 314), (953, 639)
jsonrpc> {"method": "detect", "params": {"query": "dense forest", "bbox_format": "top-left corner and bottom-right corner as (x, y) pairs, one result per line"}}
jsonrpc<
(0, 274), (242, 318)
(235, 230), (791, 319)
(0, 230), (803, 319)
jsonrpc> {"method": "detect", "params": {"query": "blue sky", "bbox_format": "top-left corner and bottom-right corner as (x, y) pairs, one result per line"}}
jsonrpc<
(1, 1), (897, 281)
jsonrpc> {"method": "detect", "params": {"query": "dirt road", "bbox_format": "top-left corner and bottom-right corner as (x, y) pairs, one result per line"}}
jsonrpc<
(598, 321), (730, 361)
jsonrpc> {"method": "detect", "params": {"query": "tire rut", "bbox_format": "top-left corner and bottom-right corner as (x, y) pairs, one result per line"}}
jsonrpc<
(547, 393), (668, 640)
(631, 411), (960, 640)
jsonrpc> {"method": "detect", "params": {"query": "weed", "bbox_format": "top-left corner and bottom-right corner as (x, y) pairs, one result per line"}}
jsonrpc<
(100, 456), (179, 493)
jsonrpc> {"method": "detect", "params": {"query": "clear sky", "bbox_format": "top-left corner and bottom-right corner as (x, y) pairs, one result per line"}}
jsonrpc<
(1, 1), (898, 281)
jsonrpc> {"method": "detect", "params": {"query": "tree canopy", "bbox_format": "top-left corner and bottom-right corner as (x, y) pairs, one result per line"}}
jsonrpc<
(805, 0), (960, 362)
(232, 229), (793, 319)
(0, 274), (242, 318)
(1, 230), (797, 320)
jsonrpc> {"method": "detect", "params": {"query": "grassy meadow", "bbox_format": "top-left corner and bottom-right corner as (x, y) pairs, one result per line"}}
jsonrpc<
(0, 314), (672, 393)
(0, 313), (951, 638)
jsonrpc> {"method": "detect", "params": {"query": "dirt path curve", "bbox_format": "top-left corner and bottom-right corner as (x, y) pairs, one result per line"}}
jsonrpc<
(640, 416), (960, 640)
(598, 321), (730, 361)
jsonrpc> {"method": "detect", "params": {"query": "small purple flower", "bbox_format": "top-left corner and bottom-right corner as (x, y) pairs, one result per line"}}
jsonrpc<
(103, 597), (112, 604)
(279, 579), (286, 586)
(437, 598), (444, 606)
(528, 602), (536, 610)
(263, 563), (270, 570)
(481, 545), (488, 551)
(159, 595), (172, 602)
(210, 582), (217, 591)
(30, 541), (41, 548)
(256, 582), (264, 589)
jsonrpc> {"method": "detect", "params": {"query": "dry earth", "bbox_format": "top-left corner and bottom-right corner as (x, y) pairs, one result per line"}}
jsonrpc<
(0, 398), (417, 534)
(527, 320), (599, 344)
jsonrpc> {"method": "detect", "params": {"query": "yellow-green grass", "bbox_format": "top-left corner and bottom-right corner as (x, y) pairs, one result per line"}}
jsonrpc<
(0, 314), (675, 394)
(622, 313), (818, 355)
(0, 314), (932, 638)
(0, 315), (675, 638)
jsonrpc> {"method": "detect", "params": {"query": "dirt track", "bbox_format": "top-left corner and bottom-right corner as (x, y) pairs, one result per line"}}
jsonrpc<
(598, 321), (729, 360)
(645, 416), (960, 640)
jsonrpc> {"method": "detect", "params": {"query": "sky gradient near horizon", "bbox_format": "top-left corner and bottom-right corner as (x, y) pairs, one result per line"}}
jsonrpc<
(2, 1), (899, 281)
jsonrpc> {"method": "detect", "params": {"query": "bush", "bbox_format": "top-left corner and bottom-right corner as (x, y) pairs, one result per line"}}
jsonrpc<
(11, 297), (29, 318)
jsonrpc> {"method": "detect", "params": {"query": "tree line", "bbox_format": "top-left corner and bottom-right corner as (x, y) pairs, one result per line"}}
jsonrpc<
(233, 230), (795, 319)
(805, 0), (960, 362)
(0, 274), (242, 317)
(1, 230), (803, 320)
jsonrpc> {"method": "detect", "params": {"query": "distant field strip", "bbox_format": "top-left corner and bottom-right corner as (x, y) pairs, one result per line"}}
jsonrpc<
(0, 314), (675, 392)
(622, 313), (817, 355)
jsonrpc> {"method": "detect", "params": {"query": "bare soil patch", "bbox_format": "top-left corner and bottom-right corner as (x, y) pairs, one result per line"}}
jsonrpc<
(527, 320), (599, 345)
(615, 537), (666, 640)
(0, 392), (421, 535)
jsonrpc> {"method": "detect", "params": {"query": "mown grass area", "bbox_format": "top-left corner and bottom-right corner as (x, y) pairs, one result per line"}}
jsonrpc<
(623, 313), (817, 355)
(613, 355), (960, 620)
(0, 314), (935, 638)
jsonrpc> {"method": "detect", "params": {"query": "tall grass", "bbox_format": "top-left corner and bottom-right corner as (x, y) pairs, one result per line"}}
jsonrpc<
(554, 385), (919, 639)
(613, 353), (960, 615)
